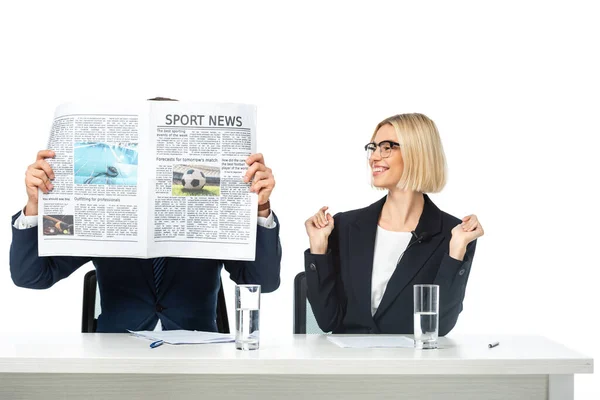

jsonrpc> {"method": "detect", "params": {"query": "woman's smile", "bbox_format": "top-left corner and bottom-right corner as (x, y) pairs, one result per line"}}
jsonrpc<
(372, 164), (389, 176)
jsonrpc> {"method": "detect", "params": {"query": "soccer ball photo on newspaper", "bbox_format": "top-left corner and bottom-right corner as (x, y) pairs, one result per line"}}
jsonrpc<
(182, 168), (206, 190)
(172, 164), (221, 196)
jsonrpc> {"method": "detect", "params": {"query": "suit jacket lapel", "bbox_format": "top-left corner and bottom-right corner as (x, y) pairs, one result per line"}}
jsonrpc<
(157, 258), (178, 300)
(373, 194), (444, 320)
(143, 258), (176, 301)
(348, 196), (386, 331)
(141, 259), (156, 295)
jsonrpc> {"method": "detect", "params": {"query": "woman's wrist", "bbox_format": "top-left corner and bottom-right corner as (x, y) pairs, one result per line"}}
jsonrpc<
(309, 239), (328, 255)
(449, 239), (467, 261)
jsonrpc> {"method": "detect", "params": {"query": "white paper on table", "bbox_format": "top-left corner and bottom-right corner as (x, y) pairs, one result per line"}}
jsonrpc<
(128, 329), (234, 345)
(326, 336), (414, 348)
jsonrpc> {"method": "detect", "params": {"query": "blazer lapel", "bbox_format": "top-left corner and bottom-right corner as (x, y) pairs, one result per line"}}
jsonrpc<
(373, 194), (444, 320)
(348, 196), (386, 330)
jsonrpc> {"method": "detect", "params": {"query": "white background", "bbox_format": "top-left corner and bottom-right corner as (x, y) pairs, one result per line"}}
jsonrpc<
(1, 0), (597, 396)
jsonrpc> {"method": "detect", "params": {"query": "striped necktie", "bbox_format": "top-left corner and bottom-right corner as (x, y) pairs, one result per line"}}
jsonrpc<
(152, 257), (166, 295)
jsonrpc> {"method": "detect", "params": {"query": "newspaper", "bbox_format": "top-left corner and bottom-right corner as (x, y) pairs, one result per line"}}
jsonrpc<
(37, 101), (258, 261)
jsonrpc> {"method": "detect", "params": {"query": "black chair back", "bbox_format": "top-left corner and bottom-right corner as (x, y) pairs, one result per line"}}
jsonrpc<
(294, 271), (330, 334)
(81, 270), (97, 333)
(293, 272), (308, 333)
(216, 281), (230, 333)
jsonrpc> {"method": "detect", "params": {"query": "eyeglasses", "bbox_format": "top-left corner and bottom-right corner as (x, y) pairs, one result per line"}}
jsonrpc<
(364, 140), (400, 159)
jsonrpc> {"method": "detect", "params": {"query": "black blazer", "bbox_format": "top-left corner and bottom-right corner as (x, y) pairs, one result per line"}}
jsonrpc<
(304, 194), (476, 336)
(10, 211), (282, 333)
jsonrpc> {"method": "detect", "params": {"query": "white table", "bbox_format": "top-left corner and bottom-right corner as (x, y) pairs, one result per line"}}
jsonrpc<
(0, 333), (592, 400)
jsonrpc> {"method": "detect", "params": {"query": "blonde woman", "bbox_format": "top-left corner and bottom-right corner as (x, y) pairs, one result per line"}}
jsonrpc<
(304, 113), (483, 335)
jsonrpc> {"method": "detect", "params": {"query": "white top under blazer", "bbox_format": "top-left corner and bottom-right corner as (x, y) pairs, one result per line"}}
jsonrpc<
(371, 226), (412, 316)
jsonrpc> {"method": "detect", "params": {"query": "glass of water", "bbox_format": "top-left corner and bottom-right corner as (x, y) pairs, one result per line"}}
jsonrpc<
(413, 284), (439, 350)
(235, 284), (261, 350)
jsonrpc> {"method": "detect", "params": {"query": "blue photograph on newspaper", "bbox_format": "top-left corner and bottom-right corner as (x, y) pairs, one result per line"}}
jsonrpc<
(74, 142), (138, 186)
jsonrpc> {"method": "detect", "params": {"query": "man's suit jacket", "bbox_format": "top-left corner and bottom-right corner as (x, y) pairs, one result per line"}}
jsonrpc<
(10, 212), (281, 333)
(304, 195), (476, 336)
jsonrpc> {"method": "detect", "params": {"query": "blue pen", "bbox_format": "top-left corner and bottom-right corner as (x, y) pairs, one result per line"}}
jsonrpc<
(150, 340), (164, 349)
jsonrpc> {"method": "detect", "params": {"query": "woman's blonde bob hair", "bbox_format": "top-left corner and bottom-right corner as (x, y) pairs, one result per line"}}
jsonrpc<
(371, 113), (447, 193)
